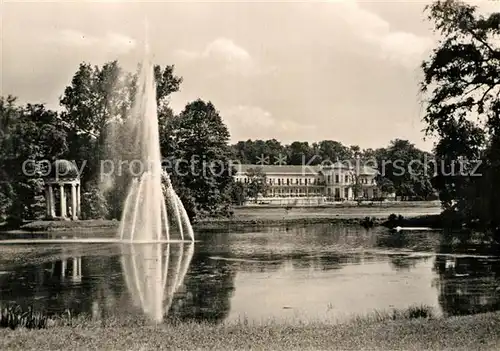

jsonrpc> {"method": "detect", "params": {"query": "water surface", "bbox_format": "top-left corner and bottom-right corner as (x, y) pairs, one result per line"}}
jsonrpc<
(0, 224), (499, 323)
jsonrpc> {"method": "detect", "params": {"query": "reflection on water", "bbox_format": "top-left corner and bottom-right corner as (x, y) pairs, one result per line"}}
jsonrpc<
(120, 244), (193, 322)
(0, 224), (499, 323)
(434, 255), (500, 316)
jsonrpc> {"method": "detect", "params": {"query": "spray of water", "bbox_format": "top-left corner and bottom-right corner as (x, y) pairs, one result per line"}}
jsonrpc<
(113, 24), (194, 242)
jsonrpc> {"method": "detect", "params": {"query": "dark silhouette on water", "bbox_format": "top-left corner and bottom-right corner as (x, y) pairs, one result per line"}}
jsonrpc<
(434, 255), (500, 317)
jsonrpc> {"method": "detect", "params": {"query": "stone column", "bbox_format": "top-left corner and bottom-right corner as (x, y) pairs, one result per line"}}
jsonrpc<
(61, 259), (66, 278)
(60, 184), (67, 218)
(71, 183), (77, 220)
(72, 257), (78, 280)
(45, 185), (50, 218)
(76, 184), (81, 218)
(48, 185), (55, 218)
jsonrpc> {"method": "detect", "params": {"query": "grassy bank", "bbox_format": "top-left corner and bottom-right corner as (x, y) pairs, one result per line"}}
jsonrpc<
(1, 310), (499, 350)
(0, 201), (443, 233)
(2, 215), (426, 234)
(10, 217), (383, 233)
(17, 219), (119, 233)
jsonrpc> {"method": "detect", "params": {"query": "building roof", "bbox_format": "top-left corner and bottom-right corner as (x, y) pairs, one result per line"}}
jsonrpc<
(234, 163), (378, 176)
(46, 159), (80, 180)
(234, 164), (318, 175)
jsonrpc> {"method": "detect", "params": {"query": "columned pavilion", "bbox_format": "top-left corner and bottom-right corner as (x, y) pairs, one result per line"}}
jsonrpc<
(44, 160), (81, 220)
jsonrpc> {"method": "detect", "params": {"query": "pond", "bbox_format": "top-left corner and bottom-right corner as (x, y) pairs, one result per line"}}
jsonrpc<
(0, 224), (499, 324)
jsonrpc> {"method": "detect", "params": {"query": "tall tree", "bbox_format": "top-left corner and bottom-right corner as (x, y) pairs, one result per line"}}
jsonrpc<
(0, 99), (68, 221)
(318, 140), (351, 162)
(245, 167), (268, 203)
(164, 99), (234, 219)
(287, 141), (314, 165)
(421, 0), (500, 235)
(60, 61), (182, 184)
(60, 61), (182, 218)
(377, 139), (435, 200)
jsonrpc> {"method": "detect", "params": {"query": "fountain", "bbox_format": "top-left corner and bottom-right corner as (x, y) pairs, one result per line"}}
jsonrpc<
(115, 32), (194, 243)
(0, 27), (194, 246)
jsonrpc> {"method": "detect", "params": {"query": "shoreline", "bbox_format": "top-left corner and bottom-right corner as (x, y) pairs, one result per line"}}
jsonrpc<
(0, 216), (445, 235)
(0, 215), (444, 234)
(0, 217), (383, 234)
(1, 311), (499, 350)
(0, 202), (443, 234)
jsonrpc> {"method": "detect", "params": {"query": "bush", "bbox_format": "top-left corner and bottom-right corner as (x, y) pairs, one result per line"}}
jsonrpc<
(80, 183), (109, 219)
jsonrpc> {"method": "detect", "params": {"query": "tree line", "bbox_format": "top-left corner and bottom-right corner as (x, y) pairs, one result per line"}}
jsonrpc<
(5, 1), (493, 226)
(0, 60), (439, 224)
(230, 139), (437, 202)
(0, 61), (236, 224)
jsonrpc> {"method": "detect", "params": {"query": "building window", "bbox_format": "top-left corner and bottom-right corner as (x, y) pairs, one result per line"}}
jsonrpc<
(345, 175), (349, 183)
(335, 175), (339, 183)
(335, 188), (340, 199)
(327, 175), (331, 184)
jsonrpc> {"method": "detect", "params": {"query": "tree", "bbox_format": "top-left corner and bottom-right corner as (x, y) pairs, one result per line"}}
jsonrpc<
(318, 140), (351, 162)
(378, 139), (435, 200)
(377, 176), (395, 199)
(287, 141), (314, 165)
(229, 181), (246, 206)
(60, 60), (182, 218)
(421, 0), (500, 237)
(230, 139), (287, 164)
(245, 167), (268, 203)
(80, 182), (109, 219)
(352, 180), (363, 200)
(164, 99), (234, 219)
(0, 98), (68, 221)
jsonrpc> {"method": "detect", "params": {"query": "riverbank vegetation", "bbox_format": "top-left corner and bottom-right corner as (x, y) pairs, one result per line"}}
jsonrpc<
(420, 1), (500, 244)
(0, 305), (498, 350)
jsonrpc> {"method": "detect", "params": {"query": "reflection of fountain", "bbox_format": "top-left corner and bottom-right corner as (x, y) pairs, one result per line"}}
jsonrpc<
(120, 243), (194, 322)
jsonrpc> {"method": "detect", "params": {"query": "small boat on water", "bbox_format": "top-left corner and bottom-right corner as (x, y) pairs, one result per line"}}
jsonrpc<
(393, 226), (441, 232)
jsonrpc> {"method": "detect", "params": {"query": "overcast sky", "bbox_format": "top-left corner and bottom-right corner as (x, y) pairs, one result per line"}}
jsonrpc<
(1, 1), (497, 151)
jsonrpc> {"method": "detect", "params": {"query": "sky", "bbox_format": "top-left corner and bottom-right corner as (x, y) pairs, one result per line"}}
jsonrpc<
(1, 0), (498, 151)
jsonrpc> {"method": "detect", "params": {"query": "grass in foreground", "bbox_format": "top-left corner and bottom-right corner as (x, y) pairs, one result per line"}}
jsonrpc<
(1, 306), (499, 350)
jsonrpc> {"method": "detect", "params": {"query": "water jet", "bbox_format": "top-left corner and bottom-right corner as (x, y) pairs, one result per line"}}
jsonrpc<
(115, 29), (194, 243)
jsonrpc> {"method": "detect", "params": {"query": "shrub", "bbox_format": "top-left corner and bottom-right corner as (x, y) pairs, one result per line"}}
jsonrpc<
(80, 183), (109, 219)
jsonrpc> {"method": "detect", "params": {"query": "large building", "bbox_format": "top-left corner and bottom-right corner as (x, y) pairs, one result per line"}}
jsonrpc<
(233, 161), (381, 205)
